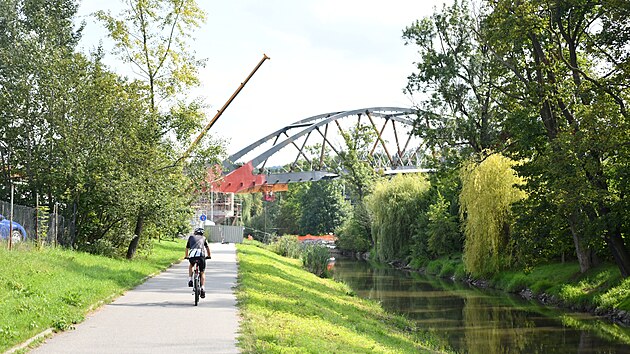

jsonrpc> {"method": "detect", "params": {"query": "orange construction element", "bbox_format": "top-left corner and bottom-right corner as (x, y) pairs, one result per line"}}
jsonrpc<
(209, 161), (289, 194)
(297, 234), (337, 242)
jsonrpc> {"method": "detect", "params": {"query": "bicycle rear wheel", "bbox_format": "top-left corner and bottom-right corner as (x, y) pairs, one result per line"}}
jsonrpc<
(193, 272), (200, 306)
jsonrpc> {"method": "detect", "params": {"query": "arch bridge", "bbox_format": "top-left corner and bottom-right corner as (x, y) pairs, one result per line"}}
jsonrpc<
(210, 107), (429, 194)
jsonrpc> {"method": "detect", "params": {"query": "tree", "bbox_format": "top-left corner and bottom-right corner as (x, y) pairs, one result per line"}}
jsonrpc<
(459, 153), (526, 276)
(366, 174), (431, 263)
(95, 0), (206, 112)
(96, 0), (217, 258)
(333, 124), (380, 252)
(299, 181), (349, 236)
(426, 192), (462, 257)
(484, 0), (630, 276)
(275, 184), (308, 235)
(0, 0), (82, 205)
(403, 0), (506, 161)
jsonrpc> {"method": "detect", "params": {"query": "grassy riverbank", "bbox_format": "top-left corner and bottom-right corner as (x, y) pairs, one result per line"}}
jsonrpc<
(0, 239), (185, 352)
(423, 256), (630, 315)
(235, 242), (444, 353)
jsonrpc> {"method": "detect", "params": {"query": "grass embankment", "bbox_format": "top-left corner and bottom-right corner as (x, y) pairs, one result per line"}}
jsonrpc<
(424, 256), (630, 313)
(0, 239), (185, 352)
(235, 242), (444, 353)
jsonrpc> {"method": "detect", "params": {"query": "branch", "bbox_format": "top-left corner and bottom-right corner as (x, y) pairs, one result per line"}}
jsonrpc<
(153, 1), (185, 76)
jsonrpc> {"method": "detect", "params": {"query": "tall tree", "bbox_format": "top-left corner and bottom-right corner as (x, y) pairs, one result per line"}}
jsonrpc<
(299, 181), (349, 236)
(0, 0), (82, 205)
(484, 0), (630, 276)
(403, 0), (505, 161)
(96, 0), (216, 258)
(366, 174), (431, 262)
(459, 153), (526, 276)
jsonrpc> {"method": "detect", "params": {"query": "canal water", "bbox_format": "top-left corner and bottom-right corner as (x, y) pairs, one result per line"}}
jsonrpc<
(332, 258), (630, 353)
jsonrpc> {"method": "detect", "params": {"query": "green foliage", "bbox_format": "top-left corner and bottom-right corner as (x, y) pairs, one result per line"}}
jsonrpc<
(366, 174), (431, 262)
(95, 0), (206, 109)
(402, 0), (630, 278)
(459, 153), (526, 276)
(426, 193), (462, 257)
(299, 180), (349, 236)
(510, 194), (575, 267)
(421, 257), (460, 279)
(0, 0), (220, 257)
(301, 244), (332, 278)
(336, 124), (380, 201)
(275, 184), (308, 235)
(482, 0), (630, 275)
(403, 0), (506, 157)
(336, 202), (372, 252)
(269, 235), (301, 259)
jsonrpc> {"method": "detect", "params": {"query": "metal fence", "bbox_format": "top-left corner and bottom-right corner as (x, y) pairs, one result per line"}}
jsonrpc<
(205, 225), (244, 243)
(0, 200), (67, 246)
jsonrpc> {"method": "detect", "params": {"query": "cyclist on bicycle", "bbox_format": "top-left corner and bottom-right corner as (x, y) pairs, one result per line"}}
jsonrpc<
(185, 227), (212, 298)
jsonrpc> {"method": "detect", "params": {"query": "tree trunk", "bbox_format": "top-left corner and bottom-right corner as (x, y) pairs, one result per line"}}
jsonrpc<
(604, 219), (630, 278)
(568, 213), (591, 273)
(126, 213), (144, 259)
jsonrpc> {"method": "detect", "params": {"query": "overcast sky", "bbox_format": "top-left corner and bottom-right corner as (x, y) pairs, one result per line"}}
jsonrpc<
(76, 0), (449, 159)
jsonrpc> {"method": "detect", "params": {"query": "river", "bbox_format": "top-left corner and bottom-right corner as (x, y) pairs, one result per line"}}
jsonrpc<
(332, 257), (630, 353)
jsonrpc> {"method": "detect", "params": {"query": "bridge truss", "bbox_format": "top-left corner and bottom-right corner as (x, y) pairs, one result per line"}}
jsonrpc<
(210, 107), (428, 194)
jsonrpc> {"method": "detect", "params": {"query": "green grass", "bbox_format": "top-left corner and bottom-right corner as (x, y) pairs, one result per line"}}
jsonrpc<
(235, 242), (445, 353)
(423, 256), (465, 281)
(491, 262), (630, 310)
(0, 239), (185, 352)
(416, 254), (630, 313)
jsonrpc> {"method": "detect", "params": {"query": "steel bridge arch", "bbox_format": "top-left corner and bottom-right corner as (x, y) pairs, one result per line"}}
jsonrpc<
(212, 107), (427, 193)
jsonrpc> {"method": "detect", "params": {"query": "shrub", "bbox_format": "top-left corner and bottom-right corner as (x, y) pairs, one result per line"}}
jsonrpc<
(301, 243), (332, 278)
(425, 260), (442, 275)
(270, 235), (301, 258)
(438, 262), (456, 278)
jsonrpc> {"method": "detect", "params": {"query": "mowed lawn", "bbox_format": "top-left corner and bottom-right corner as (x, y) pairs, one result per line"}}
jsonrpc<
(0, 239), (185, 352)
(235, 242), (444, 353)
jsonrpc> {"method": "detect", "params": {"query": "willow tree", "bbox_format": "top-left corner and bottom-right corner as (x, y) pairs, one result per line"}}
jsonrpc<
(459, 153), (526, 276)
(366, 174), (431, 262)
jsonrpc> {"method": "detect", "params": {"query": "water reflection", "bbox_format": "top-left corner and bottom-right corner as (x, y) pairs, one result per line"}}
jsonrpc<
(333, 258), (630, 353)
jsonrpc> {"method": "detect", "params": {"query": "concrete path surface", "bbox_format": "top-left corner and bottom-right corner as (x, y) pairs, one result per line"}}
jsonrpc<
(31, 242), (240, 354)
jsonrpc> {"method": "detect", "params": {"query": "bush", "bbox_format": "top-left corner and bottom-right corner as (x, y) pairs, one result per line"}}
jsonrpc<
(335, 203), (371, 252)
(438, 262), (456, 278)
(301, 243), (332, 278)
(270, 235), (301, 258)
(425, 260), (442, 275)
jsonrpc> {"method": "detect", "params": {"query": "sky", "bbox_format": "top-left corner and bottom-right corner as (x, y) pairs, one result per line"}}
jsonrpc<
(75, 0), (450, 162)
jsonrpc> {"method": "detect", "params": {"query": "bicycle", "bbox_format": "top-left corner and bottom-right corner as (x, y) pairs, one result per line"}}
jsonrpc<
(185, 256), (210, 306)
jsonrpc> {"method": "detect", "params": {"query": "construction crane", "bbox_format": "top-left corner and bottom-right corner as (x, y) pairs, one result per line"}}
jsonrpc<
(179, 54), (270, 163)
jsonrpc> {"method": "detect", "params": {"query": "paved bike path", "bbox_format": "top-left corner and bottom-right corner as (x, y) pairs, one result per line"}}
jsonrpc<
(31, 243), (240, 353)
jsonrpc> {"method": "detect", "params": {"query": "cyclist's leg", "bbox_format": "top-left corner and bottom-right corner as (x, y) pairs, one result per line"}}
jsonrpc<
(199, 258), (207, 287)
(188, 258), (194, 287)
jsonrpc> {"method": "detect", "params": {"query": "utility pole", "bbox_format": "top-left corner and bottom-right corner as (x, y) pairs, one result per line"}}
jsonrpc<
(8, 182), (13, 250)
